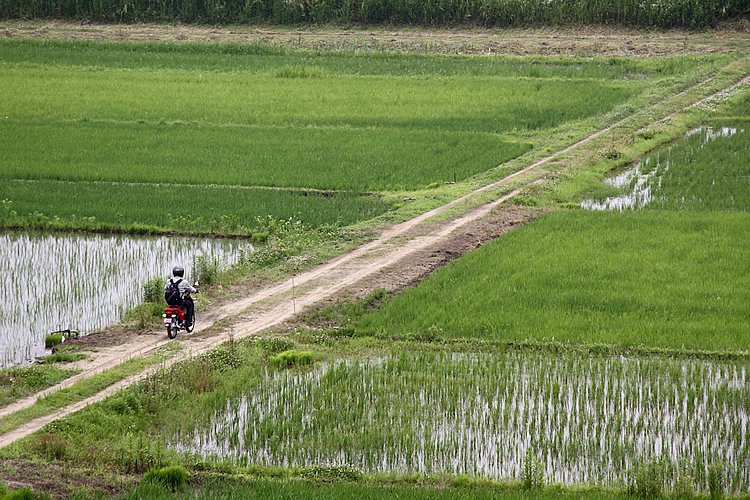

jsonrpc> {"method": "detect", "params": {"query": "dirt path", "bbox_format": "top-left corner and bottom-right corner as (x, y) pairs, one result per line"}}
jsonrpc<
(0, 66), (747, 450)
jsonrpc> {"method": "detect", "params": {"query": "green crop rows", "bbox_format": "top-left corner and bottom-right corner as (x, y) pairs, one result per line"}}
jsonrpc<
(356, 98), (750, 353)
(174, 351), (749, 492)
(1, 31), (748, 499)
(0, 38), (698, 235)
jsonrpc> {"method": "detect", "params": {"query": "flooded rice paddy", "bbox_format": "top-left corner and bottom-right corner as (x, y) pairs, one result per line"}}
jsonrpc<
(1, 232), (246, 366)
(581, 126), (744, 211)
(173, 351), (749, 493)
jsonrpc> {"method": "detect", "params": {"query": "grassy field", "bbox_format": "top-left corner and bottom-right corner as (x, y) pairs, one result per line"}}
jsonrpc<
(0, 180), (390, 232)
(0, 38), (710, 234)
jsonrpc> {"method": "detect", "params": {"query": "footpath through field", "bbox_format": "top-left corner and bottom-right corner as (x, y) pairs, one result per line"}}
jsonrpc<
(0, 69), (748, 449)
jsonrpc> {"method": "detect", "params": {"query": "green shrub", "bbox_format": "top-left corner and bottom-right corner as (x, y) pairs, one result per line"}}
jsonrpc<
(142, 276), (165, 304)
(44, 333), (63, 349)
(143, 465), (188, 492)
(269, 350), (314, 369)
(193, 254), (220, 286)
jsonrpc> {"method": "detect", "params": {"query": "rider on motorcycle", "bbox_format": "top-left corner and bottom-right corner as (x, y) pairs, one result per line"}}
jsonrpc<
(165, 266), (197, 328)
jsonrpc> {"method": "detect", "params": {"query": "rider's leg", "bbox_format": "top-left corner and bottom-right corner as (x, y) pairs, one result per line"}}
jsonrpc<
(183, 297), (195, 327)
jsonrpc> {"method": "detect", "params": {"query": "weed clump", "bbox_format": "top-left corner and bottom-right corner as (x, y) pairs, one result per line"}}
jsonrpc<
(2, 487), (45, 500)
(521, 450), (545, 490)
(142, 465), (189, 492)
(117, 433), (167, 473)
(256, 337), (296, 356)
(708, 463), (724, 499)
(300, 464), (363, 482)
(269, 349), (314, 369)
(44, 333), (63, 349)
(33, 433), (67, 460)
(193, 254), (220, 286)
(142, 276), (165, 304)
(626, 459), (665, 498)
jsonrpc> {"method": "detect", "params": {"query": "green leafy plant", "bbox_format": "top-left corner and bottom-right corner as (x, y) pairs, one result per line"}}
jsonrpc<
(626, 459), (665, 498)
(193, 254), (221, 286)
(142, 276), (165, 304)
(44, 333), (63, 349)
(142, 465), (188, 492)
(708, 463), (724, 499)
(269, 350), (314, 369)
(521, 450), (545, 490)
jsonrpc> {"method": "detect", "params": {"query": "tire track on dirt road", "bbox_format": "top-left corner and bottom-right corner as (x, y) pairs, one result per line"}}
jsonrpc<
(0, 71), (747, 449)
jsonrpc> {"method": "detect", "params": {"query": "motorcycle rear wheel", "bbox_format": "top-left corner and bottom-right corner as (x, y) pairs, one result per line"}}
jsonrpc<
(167, 319), (178, 339)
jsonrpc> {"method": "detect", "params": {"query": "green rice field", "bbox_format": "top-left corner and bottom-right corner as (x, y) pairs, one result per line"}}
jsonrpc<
(356, 120), (750, 352)
(172, 350), (749, 493)
(0, 38), (710, 234)
(1, 28), (749, 499)
(3, 0), (744, 28)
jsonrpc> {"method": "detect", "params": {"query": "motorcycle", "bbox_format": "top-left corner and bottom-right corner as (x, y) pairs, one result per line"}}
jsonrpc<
(163, 282), (199, 339)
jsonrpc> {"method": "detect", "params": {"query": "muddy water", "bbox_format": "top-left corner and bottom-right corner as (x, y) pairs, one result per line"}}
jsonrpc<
(0, 232), (247, 366)
(172, 351), (749, 493)
(581, 126), (744, 211)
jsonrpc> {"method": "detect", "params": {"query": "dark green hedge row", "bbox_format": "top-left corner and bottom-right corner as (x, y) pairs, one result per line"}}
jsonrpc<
(0, 0), (747, 28)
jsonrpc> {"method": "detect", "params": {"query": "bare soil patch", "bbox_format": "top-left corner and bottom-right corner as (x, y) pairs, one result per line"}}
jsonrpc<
(60, 325), (142, 352)
(0, 457), (135, 499)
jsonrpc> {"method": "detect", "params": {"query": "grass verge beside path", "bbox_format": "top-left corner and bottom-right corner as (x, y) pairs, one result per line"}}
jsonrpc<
(0, 351), (171, 437)
(0, 365), (79, 410)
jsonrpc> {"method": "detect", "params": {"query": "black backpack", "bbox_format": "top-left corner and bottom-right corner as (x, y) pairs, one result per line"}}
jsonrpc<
(165, 278), (183, 305)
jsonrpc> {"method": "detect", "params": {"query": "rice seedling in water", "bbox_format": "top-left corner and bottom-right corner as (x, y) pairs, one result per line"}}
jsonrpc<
(0, 232), (246, 366)
(172, 351), (750, 494)
(582, 126), (748, 211)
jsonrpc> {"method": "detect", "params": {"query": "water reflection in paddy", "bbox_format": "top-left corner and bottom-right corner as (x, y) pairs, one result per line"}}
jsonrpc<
(1, 232), (247, 366)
